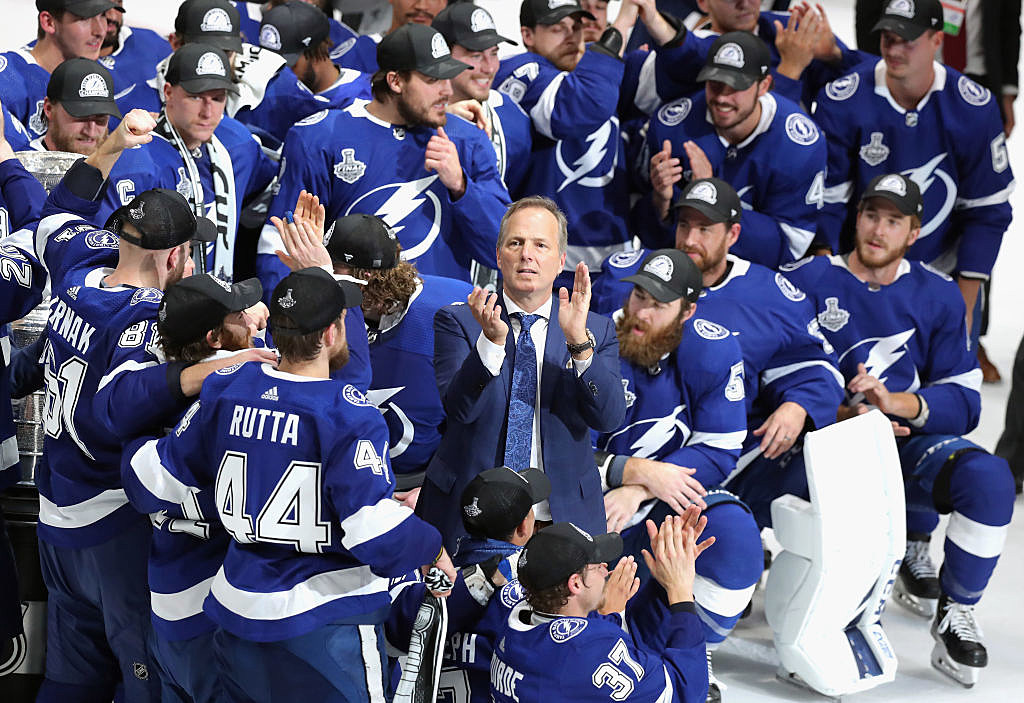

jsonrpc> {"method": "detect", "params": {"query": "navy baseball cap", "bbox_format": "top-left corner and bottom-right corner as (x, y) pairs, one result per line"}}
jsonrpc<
(872, 0), (943, 41)
(36, 0), (121, 18)
(106, 189), (216, 250)
(520, 0), (595, 27)
(518, 523), (622, 592)
(158, 274), (263, 347)
(270, 267), (363, 336)
(697, 32), (771, 90)
(860, 173), (924, 217)
(377, 23), (470, 79)
(433, 3), (517, 51)
(461, 466), (551, 540)
(176, 0), (243, 54)
(47, 58), (122, 119)
(623, 249), (702, 305)
(166, 44), (239, 94)
(673, 177), (743, 225)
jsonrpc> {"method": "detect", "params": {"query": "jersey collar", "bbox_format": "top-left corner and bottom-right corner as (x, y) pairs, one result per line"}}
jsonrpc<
(373, 277), (424, 337)
(704, 255), (750, 294)
(831, 253), (912, 284)
(873, 58), (946, 115)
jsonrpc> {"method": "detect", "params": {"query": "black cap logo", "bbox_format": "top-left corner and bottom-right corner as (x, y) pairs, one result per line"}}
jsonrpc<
(78, 73), (109, 99)
(714, 42), (745, 69)
(470, 8), (495, 32)
(688, 181), (719, 205)
(196, 51), (227, 76)
(875, 174), (907, 196)
(129, 202), (145, 220)
(463, 496), (483, 517)
(644, 255), (675, 283)
(201, 8), (233, 33)
(430, 32), (450, 59)
(260, 24), (282, 51)
(277, 289), (296, 309)
(885, 0), (915, 19)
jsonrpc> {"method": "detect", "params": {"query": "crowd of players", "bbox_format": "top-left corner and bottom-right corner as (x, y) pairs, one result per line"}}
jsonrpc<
(0, 0), (1018, 701)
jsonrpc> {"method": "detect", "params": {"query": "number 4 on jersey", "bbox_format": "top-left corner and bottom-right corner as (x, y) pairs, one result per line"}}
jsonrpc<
(354, 439), (391, 485)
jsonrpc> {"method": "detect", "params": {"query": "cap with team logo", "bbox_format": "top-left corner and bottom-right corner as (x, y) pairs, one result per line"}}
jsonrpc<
(166, 43), (239, 94)
(270, 267), (363, 336)
(259, 1), (330, 64)
(47, 58), (121, 119)
(377, 23), (470, 79)
(673, 177), (743, 225)
(105, 189), (217, 250)
(324, 214), (400, 270)
(520, 0), (595, 27)
(158, 274), (263, 347)
(176, 0), (243, 54)
(518, 522), (623, 592)
(697, 31), (771, 90)
(872, 0), (943, 41)
(623, 248), (702, 305)
(433, 3), (517, 51)
(860, 173), (924, 216)
(36, 0), (122, 18)
(460, 466), (551, 540)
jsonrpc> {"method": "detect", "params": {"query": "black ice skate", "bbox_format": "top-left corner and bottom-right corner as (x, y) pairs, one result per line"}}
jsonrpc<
(893, 537), (940, 617)
(930, 593), (987, 688)
(706, 650), (722, 702)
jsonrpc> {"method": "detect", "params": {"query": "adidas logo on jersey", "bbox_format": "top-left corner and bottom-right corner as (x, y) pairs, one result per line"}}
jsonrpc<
(261, 386), (280, 401)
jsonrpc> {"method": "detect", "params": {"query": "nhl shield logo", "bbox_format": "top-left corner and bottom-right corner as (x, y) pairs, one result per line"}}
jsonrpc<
(817, 297), (850, 332)
(876, 174), (907, 196)
(714, 42), (745, 69)
(885, 0), (915, 19)
(688, 181), (718, 205)
(196, 51), (227, 76)
(470, 8), (495, 32)
(859, 132), (890, 167)
(260, 25), (282, 51)
(132, 662), (149, 681)
(334, 149), (367, 184)
(430, 33), (450, 59)
(201, 8), (234, 33)
(79, 73), (109, 98)
(644, 255), (674, 282)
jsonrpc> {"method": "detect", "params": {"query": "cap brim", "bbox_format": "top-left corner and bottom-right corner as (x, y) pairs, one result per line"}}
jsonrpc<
(621, 273), (681, 304)
(459, 31), (518, 51)
(336, 279), (364, 309)
(517, 468), (552, 504)
(228, 277), (264, 311)
(871, 17), (927, 41)
(67, 0), (121, 18)
(178, 77), (240, 95)
(185, 33), (243, 54)
(419, 57), (471, 80)
(590, 532), (623, 564)
(673, 199), (733, 224)
(61, 100), (121, 120)
(193, 216), (217, 243)
(860, 192), (919, 216)
(539, 8), (597, 24)
(696, 65), (755, 90)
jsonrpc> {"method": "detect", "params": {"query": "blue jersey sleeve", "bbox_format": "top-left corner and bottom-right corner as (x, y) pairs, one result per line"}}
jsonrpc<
(812, 76), (861, 252)
(0, 241), (45, 324)
(0, 156), (47, 232)
(233, 64), (333, 144)
(35, 161), (108, 284)
(446, 118), (509, 269)
(330, 306), (371, 393)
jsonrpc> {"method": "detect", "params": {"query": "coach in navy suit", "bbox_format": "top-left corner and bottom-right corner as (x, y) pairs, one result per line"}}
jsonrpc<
(417, 196), (626, 550)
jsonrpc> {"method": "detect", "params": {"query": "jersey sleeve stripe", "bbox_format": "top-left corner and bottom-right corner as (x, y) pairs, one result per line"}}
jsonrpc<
(37, 488), (129, 529)
(688, 430), (746, 451)
(929, 368), (983, 393)
(340, 497), (416, 550)
(654, 667), (674, 703)
(633, 53), (660, 114)
(97, 359), (160, 392)
(528, 72), (566, 141)
(954, 180), (1016, 210)
(823, 182), (853, 204)
(761, 360), (845, 388)
(129, 438), (198, 504)
(150, 575), (216, 622)
(34, 212), (79, 268)
(779, 223), (816, 261)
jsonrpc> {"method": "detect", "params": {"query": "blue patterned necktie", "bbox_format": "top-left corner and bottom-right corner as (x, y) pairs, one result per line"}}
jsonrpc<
(504, 313), (540, 471)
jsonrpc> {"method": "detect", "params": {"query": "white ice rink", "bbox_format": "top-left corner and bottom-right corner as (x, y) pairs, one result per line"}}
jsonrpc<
(2, 1), (1022, 700)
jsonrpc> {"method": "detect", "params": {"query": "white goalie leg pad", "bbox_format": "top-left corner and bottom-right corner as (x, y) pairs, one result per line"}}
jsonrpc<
(765, 410), (906, 697)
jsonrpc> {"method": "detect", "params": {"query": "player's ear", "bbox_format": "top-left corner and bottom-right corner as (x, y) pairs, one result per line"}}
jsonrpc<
(521, 26), (534, 51)
(206, 327), (222, 350)
(43, 97), (54, 121)
(727, 222), (741, 248)
(386, 70), (403, 95)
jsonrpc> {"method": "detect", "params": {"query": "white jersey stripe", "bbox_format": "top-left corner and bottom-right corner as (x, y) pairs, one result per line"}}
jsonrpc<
(38, 488), (129, 529)
(340, 498), (415, 550)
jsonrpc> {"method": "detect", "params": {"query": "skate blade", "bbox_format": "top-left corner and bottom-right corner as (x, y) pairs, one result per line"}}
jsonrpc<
(930, 643), (980, 688)
(892, 581), (936, 618)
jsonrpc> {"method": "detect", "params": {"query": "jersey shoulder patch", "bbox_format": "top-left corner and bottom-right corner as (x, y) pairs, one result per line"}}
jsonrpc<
(774, 272), (806, 301)
(656, 97), (692, 127)
(296, 109), (330, 126)
(549, 617), (588, 643)
(779, 255), (815, 272)
(693, 318), (730, 340)
(130, 287), (162, 306)
(215, 362), (245, 376)
(957, 75), (991, 106)
(85, 230), (119, 250)
(824, 72), (860, 101)
(607, 249), (645, 269)
(784, 112), (819, 146)
(343, 384), (373, 407)
(499, 579), (525, 609)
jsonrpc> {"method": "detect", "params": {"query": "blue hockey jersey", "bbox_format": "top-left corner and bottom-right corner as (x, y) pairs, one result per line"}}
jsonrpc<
(483, 89), (533, 196)
(495, 48), (631, 271)
(781, 255), (982, 436)
(0, 48), (52, 141)
(122, 361), (443, 642)
(0, 150), (47, 240)
(32, 163), (191, 548)
(257, 100), (510, 294)
(364, 274), (473, 478)
(98, 25), (172, 94)
(596, 315), (747, 514)
(594, 251), (844, 453)
(638, 91), (826, 267)
(813, 61), (1014, 277)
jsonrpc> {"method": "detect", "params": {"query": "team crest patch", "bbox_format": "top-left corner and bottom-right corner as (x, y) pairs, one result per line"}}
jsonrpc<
(131, 288), (163, 306)
(714, 42), (745, 69)
(687, 180), (718, 204)
(98, 56), (115, 69)
(500, 580), (524, 609)
(196, 51), (227, 76)
(297, 109), (328, 127)
(470, 8), (495, 31)
(331, 37), (356, 58)
(85, 230), (119, 250)
(774, 273), (805, 302)
(79, 73), (108, 99)
(885, 0), (915, 19)
(201, 8), (234, 33)
(825, 73), (859, 101)
(875, 174), (906, 196)
(550, 618), (588, 643)
(785, 113), (819, 146)
(215, 362), (245, 375)
(859, 132), (890, 167)
(334, 148), (366, 184)
(430, 33), (450, 59)
(343, 384), (373, 407)
(817, 296), (849, 332)
(657, 97), (692, 127)
(694, 318), (729, 340)
(958, 76), (991, 106)
(644, 254), (674, 282)
(260, 25), (282, 51)
(608, 249), (645, 269)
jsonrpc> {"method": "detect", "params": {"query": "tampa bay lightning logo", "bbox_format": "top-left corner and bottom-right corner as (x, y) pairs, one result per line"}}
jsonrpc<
(131, 287), (162, 306)
(785, 113), (819, 146)
(85, 231), (119, 250)
(500, 579), (524, 609)
(555, 117), (620, 192)
(549, 617), (588, 643)
(657, 97), (692, 127)
(602, 405), (690, 459)
(365, 386), (414, 459)
(838, 328), (920, 392)
(343, 384), (373, 407)
(608, 250), (645, 269)
(825, 73), (859, 101)
(901, 154), (956, 240)
(347, 175), (441, 260)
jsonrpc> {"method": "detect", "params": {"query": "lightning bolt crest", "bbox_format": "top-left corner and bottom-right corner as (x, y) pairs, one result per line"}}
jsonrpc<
(373, 175), (439, 235)
(557, 121), (612, 192)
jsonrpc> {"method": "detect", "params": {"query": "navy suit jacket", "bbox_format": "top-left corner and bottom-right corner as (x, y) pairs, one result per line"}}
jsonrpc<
(417, 292), (626, 549)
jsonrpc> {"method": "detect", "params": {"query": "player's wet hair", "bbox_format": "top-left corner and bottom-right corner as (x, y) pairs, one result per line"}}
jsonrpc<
(347, 260), (419, 319)
(273, 313), (343, 362)
(498, 196), (568, 254)
(521, 567), (583, 614)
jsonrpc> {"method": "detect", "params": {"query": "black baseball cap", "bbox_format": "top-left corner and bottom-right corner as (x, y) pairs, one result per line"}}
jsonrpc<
(270, 267), (363, 336)
(36, 0), (122, 18)
(623, 249), (702, 305)
(860, 173), (924, 217)
(697, 32), (771, 90)
(158, 274), (263, 347)
(176, 0), (243, 54)
(377, 23), (470, 79)
(105, 189), (217, 250)
(673, 177), (743, 225)
(47, 58), (121, 119)
(872, 0), (943, 41)
(166, 44), (239, 94)
(461, 466), (551, 540)
(324, 214), (400, 270)
(518, 523), (623, 592)
(259, 1), (330, 64)
(520, 0), (595, 27)
(433, 3), (517, 51)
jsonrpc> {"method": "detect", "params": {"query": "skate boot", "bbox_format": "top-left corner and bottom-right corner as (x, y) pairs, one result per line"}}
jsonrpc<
(930, 593), (986, 688)
(893, 537), (940, 617)
(706, 650), (723, 702)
